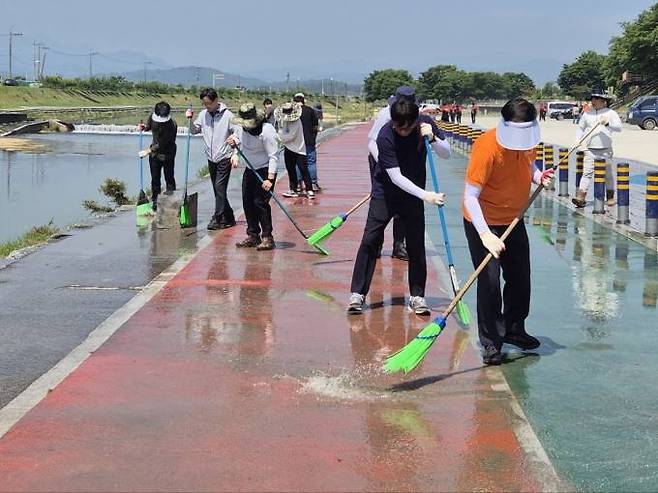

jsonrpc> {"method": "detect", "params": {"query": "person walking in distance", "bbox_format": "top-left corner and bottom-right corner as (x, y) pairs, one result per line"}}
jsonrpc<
(275, 102), (314, 199)
(571, 87), (622, 208)
(470, 101), (478, 124)
(190, 88), (237, 230)
(293, 93), (322, 192)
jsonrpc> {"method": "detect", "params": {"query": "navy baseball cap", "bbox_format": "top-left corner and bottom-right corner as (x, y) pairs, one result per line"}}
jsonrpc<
(395, 86), (416, 103)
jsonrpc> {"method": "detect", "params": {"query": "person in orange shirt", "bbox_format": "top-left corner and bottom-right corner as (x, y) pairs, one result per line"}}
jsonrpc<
(462, 98), (553, 365)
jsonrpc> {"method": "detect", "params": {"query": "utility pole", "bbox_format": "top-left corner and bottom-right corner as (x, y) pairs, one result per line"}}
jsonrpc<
(88, 50), (98, 79)
(321, 78), (324, 96)
(143, 61), (153, 83)
(286, 72), (290, 93)
(8, 29), (23, 79)
(212, 73), (224, 88)
(38, 45), (48, 80)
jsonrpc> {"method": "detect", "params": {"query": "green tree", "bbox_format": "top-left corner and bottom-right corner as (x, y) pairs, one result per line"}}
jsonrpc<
(363, 69), (415, 102)
(557, 50), (607, 96)
(605, 4), (658, 88)
(417, 65), (463, 101)
(501, 72), (536, 98)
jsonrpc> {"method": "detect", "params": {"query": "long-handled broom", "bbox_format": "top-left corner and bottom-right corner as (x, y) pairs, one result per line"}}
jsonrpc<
(235, 147), (329, 255)
(136, 129), (153, 218)
(384, 123), (601, 374)
(424, 136), (471, 326)
(180, 108), (197, 228)
(306, 194), (370, 252)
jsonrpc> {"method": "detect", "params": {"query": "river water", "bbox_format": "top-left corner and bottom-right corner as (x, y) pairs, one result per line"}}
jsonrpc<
(1, 133), (206, 244)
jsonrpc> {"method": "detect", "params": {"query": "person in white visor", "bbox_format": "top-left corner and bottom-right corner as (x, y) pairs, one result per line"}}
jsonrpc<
(462, 98), (553, 365)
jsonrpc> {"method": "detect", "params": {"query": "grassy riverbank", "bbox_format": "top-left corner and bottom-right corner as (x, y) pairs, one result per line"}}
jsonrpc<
(0, 223), (60, 258)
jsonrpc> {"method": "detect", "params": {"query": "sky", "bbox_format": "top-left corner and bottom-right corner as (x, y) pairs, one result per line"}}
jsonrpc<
(0, 0), (655, 84)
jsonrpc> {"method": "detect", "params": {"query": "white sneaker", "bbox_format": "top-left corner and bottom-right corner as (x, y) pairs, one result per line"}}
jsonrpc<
(347, 293), (365, 314)
(307, 190), (315, 199)
(408, 296), (430, 316)
(282, 190), (299, 198)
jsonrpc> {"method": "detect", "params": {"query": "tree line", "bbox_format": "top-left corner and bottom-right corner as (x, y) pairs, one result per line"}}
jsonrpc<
(363, 66), (535, 103)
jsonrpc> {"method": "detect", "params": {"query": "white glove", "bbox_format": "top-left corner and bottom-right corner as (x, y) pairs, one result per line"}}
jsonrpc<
(420, 123), (434, 141)
(480, 231), (505, 259)
(423, 191), (445, 206)
(598, 114), (611, 126)
(138, 149), (150, 158)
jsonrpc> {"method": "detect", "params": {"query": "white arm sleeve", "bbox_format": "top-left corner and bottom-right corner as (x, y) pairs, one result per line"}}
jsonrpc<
(430, 137), (451, 159)
(608, 111), (623, 132)
(463, 183), (491, 235)
(385, 167), (429, 201)
(368, 139), (379, 161)
(263, 129), (279, 175)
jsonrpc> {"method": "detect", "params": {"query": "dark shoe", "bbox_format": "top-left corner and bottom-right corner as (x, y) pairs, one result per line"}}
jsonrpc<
(218, 220), (236, 230)
(256, 237), (275, 251)
(503, 332), (540, 350)
(152, 200), (157, 212)
(391, 241), (409, 261)
(482, 346), (503, 366)
(236, 236), (260, 248)
(283, 189), (300, 198)
(572, 190), (586, 208)
(207, 217), (221, 230)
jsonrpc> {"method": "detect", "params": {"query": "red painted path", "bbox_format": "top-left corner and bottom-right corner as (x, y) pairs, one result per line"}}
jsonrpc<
(0, 125), (551, 491)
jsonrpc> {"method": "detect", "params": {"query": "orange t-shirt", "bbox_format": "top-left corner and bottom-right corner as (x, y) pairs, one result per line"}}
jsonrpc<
(462, 129), (535, 225)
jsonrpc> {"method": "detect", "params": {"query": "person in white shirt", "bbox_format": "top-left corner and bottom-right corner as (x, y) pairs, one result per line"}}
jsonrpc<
(275, 102), (314, 199)
(226, 103), (279, 251)
(189, 88), (237, 230)
(572, 88), (622, 208)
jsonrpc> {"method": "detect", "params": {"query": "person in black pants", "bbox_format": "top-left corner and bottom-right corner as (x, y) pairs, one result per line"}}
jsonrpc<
(462, 98), (552, 365)
(190, 88), (236, 230)
(348, 98), (450, 316)
(140, 101), (177, 211)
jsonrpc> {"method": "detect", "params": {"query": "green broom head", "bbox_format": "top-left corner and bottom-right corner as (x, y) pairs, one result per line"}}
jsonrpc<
(384, 316), (446, 374)
(311, 242), (330, 256)
(307, 214), (345, 252)
(306, 289), (336, 304)
(179, 203), (192, 228)
(456, 300), (471, 326)
(136, 190), (153, 216)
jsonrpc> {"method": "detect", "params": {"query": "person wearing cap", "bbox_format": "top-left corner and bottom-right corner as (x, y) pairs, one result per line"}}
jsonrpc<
(367, 86), (421, 262)
(226, 103), (279, 251)
(572, 88), (622, 208)
(275, 102), (314, 198)
(190, 88), (236, 230)
(348, 97), (450, 316)
(139, 101), (177, 211)
(463, 98), (553, 365)
(293, 93), (321, 192)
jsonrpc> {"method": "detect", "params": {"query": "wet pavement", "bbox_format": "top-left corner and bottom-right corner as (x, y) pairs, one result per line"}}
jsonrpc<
(0, 125), (558, 491)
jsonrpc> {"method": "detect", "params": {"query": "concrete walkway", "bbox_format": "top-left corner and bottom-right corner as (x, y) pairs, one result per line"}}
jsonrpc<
(0, 125), (562, 491)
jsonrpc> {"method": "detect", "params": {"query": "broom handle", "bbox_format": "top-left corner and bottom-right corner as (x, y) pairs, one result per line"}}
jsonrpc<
(138, 130), (144, 190)
(344, 194), (371, 217)
(236, 147), (309, 240)
(440, 122), (601, 319)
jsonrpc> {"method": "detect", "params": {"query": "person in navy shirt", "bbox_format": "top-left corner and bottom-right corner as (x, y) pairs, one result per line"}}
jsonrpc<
(348, 98), (451, 315)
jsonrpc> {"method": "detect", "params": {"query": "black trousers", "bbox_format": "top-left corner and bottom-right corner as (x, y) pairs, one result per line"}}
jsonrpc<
(368, 155), (405, 244)
(463, 219), (531, 350)
(471, 112), (477, 124)
(242, 167), (274, 239)
(284, 148), (312, 192)
(149, 154), (176, 202)
(208, 158), (235, 223)
(350, 197), (426, 297)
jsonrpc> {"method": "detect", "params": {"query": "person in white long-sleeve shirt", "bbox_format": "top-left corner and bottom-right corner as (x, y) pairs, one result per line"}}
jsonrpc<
(190, 88), (236, 230)
(348, 98), (450, 316)
(275, 102), (314, 199)
(226, 103), (279, 251)
(572, 88), (622, 208)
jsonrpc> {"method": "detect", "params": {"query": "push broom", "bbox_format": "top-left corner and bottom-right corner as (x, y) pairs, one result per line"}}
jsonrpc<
(306, 194), (370, 252)
(180, 108), (197, 228)
(136, 129), (153, 218)
(235, 147), (329, 255)
(384, 123), (601, 374)
(424, 136), (471, 326)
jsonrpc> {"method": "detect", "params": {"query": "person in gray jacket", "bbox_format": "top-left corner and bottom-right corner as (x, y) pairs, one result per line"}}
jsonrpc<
(190, 88), (236, 230)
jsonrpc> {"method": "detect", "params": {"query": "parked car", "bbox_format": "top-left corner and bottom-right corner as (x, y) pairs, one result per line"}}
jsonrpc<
(627, 95), (658, 130)
(419, 103), (440, 115)
(549, 108), (574, 121)
(546, 101), (577, 118)
(2, 78), (19, 86)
